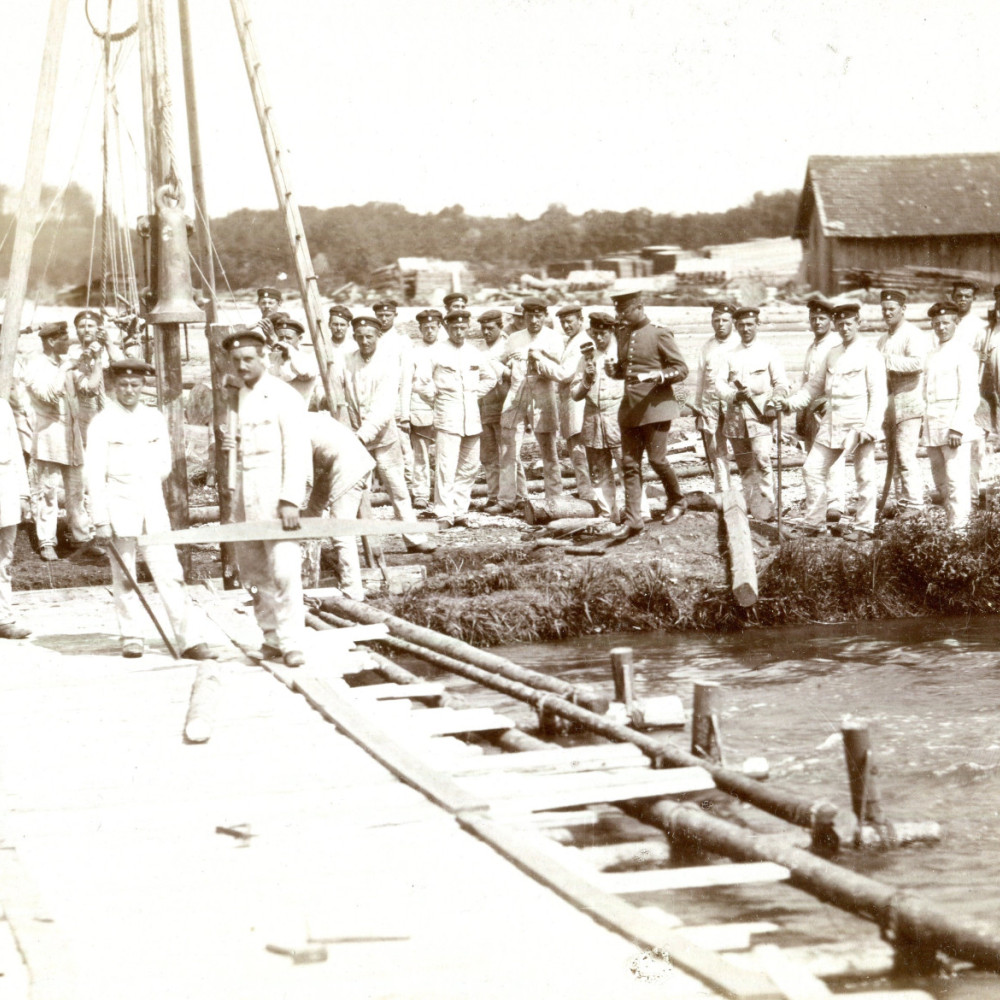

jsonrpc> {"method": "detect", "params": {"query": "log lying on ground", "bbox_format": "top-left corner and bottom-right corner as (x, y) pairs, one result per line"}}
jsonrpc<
(318, 596), (609, 714)
(524, 497), (602, 524)
(721, 489), (757, 607)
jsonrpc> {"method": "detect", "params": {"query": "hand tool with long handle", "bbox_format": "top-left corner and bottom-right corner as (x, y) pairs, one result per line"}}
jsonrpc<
(106, 538), (180, 660)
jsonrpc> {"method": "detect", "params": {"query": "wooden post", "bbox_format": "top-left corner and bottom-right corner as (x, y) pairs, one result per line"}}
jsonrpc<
(208, 326), (240, 589)
(183, 661), (222, 744)
(0, 0), (70, 398)
(610, 647), (635, 712)
(692, 681), (723, 764)
(721, 488), (757, 607)
(137, 0), (194, 576)
(228, 0), (334, 409)
(841, 717), (887, 829)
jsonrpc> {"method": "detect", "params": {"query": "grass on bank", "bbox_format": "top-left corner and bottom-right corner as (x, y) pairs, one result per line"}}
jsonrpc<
(376, 502), (1000, 646)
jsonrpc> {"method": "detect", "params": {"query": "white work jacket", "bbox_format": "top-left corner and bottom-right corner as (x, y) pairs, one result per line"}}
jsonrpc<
(787, 338), (887, 449)
(717, 340), (788, 439)
(695, 331), (738, 426)
(570, 345), (623, 450)
(235, 373), (309, 518)
(409, 340), (438, 429)
(270, 344), (319, 406)
(379, 328), (414, 424)
(415, 340), (498, 437)
(555, 330), (594, 439)
(84, 399), (173, 536)
(303, 412), (375, 516)
(0, 400), (29, 529)
(923, 337), (980, 446)
(335, 349), (399, 451)
(499, 327), (562, 433)
(878, 320), (933, 424)
(24, 352), (97, 466)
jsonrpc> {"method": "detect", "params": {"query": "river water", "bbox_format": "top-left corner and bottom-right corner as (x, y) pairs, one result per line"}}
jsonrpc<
(466, 615), (1000, 997)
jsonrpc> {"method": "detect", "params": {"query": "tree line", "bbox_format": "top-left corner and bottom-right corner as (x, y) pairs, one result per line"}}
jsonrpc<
(0, 184), (799, 299)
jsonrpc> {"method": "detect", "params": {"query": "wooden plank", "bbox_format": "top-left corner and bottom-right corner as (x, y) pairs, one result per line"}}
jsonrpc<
(751, 944), (831, 999)
(391, 707), (517, 736)
(255, 667), (489, 815)
(677, 922), (780, 952)
(445, 742), (647, 775)
(458, 813), (782, 1000)
(722, 488), (758, 607)
(461, 764), (714, 813)
(597, 862), (790, 894)
(349, 682), (446, 701)
(137, 516), (438, 546)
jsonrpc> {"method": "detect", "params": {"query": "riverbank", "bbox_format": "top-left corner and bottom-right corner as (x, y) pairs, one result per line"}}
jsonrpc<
(374, 500), (1000, 646)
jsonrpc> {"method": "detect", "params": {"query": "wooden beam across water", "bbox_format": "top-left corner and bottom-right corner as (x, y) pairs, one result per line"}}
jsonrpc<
(136, 517), (438, 545)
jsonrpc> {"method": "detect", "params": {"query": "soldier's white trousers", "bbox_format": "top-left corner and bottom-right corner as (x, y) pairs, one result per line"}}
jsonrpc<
(928, 442), (971, 530)
(434, 431), (480, 519)
(235, 536), (304, 653)
(111, 537), (208, 651)
(328, 480), (365, 600)
(0, 525), (16, 626)
(804, 439), (877, 532)
(33, 460), (91, 547)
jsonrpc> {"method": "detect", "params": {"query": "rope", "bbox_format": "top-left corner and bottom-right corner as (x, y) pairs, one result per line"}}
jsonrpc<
(84, 0), (137, 43)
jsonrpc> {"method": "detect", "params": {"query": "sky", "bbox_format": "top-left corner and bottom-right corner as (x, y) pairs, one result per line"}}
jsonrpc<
(3, 0), (1000, 224)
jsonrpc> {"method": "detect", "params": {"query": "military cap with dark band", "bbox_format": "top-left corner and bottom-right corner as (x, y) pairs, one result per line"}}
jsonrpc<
(416, 309), (443, 324)
(328, 304), (353, 322)
(256, 287), (282, 301)
(222, 327), (267, 351)
(928, 301), (960, 318)
(832, 301), (861, 318)
(733, 306), (760, 320)
(806, 295), (836, 315)
(556, 303), (583, 317)
(372, 298), (398, 311)
(478, 309), (503, 325)
(880, 289), (907, 305)
(610, 288), (642, 303)
(271, 313), (305, 334)
(39, 321), (69, 339)
(109, 359), (155, 378)
(711, 301), (736, 316)
(445, 309), (471, 323)
(351, 315), (382, 333)
(588, 312), (618, 330)
(443, 292), (468, 308)
(521, 296), (548, 313)
(73, 309), (102, 326)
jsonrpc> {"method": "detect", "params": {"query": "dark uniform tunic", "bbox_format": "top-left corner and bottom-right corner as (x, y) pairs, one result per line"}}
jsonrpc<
(610, 319), (689, 529)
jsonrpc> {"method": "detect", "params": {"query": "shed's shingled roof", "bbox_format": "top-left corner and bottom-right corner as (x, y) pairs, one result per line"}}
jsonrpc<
(793, 153), (1000, 239)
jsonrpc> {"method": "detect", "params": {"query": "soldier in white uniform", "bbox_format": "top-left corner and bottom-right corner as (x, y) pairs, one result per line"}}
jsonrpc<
(415, 309), (497, 528)
(951, 280), (984, 350)
(878, 289), (933, 516)
(0, 398), (30, 640)
(86, 360), (213, 659)
(332, 316), (435, 554)
(571, 312), (624, 520)
(780, 302), (887, 541)
(324, 304), (355, 412)
(408, 309), (442, 509)
(255, 286), (282, 344)
(491, 297), (563, 514)
(373, 298), (415, 491)
(224, 328), (310, 667)
(923, 301), (980, 530)
(694, 301), (739, 492)
(477, 310), (523, 508)
(302, 411), (376, 602)
(798, 296), (847, 520)
(23, 321), (98, 560)
(716, 306), (788, 517)
(554, 304), (596, 502)
(267, 313), (319, 406)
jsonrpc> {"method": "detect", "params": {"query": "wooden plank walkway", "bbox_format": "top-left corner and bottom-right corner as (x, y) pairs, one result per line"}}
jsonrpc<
(0, 584), (718, 1000)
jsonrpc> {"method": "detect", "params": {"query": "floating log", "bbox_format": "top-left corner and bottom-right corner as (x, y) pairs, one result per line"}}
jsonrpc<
(721, 489), (758, 607)
(316, 597), (609, 714)
(626, 796), (1000, 975)
(855, 822), (943, 850)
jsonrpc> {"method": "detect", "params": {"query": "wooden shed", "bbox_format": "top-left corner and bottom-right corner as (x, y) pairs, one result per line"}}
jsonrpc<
(793, 153), (1000, 295)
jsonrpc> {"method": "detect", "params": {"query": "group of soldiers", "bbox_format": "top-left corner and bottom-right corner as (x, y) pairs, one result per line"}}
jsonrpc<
(692, 279), (998, 540)
(0, 277), (994, 657)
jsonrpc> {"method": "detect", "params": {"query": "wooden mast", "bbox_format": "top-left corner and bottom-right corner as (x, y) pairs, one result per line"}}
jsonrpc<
(0, 0), (70, 398)
(228, 0), (335, 407)
(137, 0), (200, 569)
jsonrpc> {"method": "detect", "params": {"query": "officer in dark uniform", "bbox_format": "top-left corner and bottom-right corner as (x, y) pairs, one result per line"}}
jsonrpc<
(606, 288), (689, 540)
